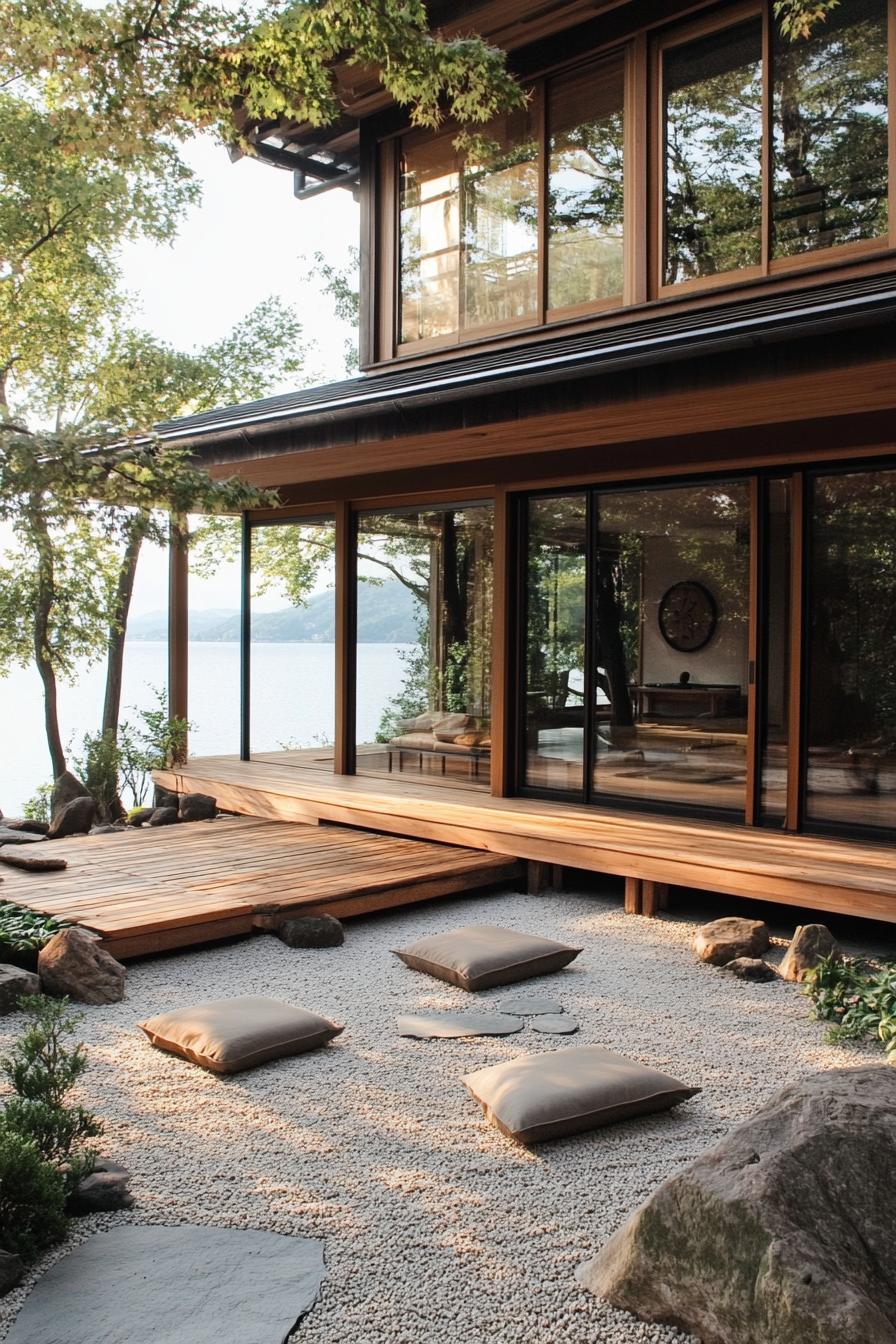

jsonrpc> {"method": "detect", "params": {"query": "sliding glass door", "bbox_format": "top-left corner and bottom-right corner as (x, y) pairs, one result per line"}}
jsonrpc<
(245, 517), (336, 768)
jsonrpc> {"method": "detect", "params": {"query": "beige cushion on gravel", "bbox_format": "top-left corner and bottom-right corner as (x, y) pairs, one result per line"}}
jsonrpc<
(393, 923), (582, 992)
(138, 995), (343, 1074)
(463, 1045), (700, 1143)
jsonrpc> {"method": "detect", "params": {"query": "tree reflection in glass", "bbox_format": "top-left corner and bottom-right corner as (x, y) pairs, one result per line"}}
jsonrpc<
(664, 19), (763, 284)
(773, 0), (888, 257)
(355, 506), (494, 788)
(547, 53), (625, 310)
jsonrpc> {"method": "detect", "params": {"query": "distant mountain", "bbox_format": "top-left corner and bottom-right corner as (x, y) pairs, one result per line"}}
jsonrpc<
(128, 580), (420, 644)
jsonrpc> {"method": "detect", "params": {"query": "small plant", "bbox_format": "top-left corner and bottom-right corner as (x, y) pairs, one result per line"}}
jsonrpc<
(804, 954), (896, 1062)
(0, 902), (66, 969)
(118, 687), (192, 806)
(23, 783), (53, 824)
(0, 1126), (68, 1260)
(73, 729), (123, 821)
(1, 996), (102, 1191)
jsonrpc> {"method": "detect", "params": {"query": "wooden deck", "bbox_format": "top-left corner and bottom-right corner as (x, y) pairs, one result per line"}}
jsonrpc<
(0, 817), (521, 959)
(154, 755), (896, 923)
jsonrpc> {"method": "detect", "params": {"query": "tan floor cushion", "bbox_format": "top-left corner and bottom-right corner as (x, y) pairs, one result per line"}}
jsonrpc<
(463, 1044), (700, 1143)
(138, 995), (343, 1074)
(393, 923), (582, 991)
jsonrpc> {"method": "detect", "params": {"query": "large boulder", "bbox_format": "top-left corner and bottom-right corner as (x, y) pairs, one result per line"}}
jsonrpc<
(779, 925), (842, 983)
(0, 1249), (23, 1296)
(178, 792), (217, 822)
(153, 784), (179, 810)
(38, 927), (125, 1004)
(577, 1066), (896, 1344)
(67, 1160), (134, 1215)
(50, 771), (91, 818)
(0, 964), (41, 1014)
(127, 807), (155, 828)
(148, 806), (178, 827)
(47, 796), (95, 840)
(694, 916), (770, 966)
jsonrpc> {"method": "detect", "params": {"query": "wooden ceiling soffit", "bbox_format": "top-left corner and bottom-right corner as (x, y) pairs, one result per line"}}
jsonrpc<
(205, 356), (896, 488)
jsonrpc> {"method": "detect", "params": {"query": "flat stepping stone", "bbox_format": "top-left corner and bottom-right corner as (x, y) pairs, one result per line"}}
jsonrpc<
(498, 995), (564, 1016)
(0, 827), (47, 846)
(5, 1225), (324, 1344)
(397, 1011), (523, 1039)
(0, 848), (67, 872)
(532, 1014), (579, 1035)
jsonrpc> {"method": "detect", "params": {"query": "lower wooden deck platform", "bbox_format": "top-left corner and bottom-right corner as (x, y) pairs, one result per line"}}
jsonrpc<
(154, 756), (896, 923)
(1, 817), (521, 959)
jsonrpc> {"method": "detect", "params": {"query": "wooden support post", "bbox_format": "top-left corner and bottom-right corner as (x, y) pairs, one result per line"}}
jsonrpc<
(624, 876), (642, 914)
(168, 514), (189, 746)
(491, 486), (512, 797)
(527, 860), (551, 895)
(334, 501), (356, 777)
(641, 880), (670, 917)
(550, 864), (565, 892)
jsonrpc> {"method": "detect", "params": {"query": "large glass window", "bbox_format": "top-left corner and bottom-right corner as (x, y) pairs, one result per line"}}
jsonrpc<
(591, 483), (751, 813)
(663, 18), (763, 285)
(773, 0), (889, 259)
(547, 53), (625, 310)
(248, 519), (336, 769)
(399, 111), (538, 344)
(805, 469), (896, 833)
(523, 496), (588, 792)
(355, 504), (494, 788)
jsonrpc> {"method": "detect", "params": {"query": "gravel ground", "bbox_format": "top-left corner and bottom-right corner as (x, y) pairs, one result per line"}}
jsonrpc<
(0, 885), (881, 1344)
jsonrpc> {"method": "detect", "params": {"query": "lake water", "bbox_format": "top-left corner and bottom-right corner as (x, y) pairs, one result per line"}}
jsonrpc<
(1, 641), (411, 814)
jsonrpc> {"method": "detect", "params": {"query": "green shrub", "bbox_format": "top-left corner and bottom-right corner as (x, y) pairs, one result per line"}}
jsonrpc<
(23, 783), (52, 824)
(73, 729), (122, 820)
(1, 996), (102, 1191)
(0, 1126), (68, 1259)
(804, 954), (896, 1062)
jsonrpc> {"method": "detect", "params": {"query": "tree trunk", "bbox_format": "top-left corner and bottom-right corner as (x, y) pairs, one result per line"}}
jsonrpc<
(30, 498), (67, 779)
(102, 512), (148, 739)
(594, 553), (635, 730)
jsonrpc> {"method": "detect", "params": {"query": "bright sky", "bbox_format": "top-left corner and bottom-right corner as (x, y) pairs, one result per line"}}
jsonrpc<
(1, 132), (360, 616)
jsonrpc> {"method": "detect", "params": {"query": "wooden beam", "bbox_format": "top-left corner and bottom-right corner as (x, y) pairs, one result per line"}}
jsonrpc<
(491, 486), (512, 797)
(168, 514), (189, 736)
(786, 473), (806, 831)
(641, 880), (669, 917)
(624, 876), (642, 914)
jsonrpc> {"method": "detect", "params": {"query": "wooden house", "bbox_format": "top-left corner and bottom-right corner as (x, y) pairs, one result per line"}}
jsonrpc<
(156, 0), (896, 921)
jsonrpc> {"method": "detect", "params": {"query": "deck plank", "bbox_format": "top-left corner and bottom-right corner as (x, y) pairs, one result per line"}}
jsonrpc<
(152, 756), (896, 923)
(0, 816), (520, 957)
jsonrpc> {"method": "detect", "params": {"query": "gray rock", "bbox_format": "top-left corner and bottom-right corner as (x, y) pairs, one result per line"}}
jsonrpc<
(128, 807), (156, 828)
(67, 1160), (134, 1214)
(498, 995), (565, 1015)
(531, 1013), (579, 1034)
(397, 1012), (524, 1039)
(5, 1225), (324, 1344)
(0, 847), (67, 872)
(149, 806), (179, 827)
(0, 1250), (23, 1296)
(694, 916), (770, 966)
(47, 796), (95, 839)
(0, 826), (47, 846)
(779, 924), (843, 982)
(38, 927), (125, 1004)
(178, 792), (217, 822)
(2, 818), (50, 835)
(276, 915), (344, 948)
(153, 784), (179, 810)
(577, 1066), (896, 1344)
(0, 964), (41, 1014)
(89, 823), (124, 835)
(50, 771), (91, 818)
(722, 957), (778, 982)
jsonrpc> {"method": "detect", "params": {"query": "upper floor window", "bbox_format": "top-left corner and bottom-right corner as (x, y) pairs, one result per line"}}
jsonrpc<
(383, 1), (892, 358)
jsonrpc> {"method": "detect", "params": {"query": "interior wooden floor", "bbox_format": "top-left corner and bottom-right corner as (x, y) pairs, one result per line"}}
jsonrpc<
(2, 816), (521, 959)
(154, 755), (896, 924)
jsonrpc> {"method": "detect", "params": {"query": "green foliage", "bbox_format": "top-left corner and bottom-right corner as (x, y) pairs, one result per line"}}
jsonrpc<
(0, 903), (66, 956)
(804, 954), (896, 1062)
(0, 1127), (68, 1260)
(1, 995), (103, 1190)
(23, 783), (53, 824)
(775, 1), (841, 41)
(118, 687), (192, 804)
(73, 729), (122, 820)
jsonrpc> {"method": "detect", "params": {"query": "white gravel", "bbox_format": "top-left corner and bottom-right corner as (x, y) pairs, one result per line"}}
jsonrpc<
(0, 886), (881, 1344)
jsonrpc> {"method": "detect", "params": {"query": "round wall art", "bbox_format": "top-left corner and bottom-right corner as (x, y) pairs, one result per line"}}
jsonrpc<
(658, 581), (717, 653)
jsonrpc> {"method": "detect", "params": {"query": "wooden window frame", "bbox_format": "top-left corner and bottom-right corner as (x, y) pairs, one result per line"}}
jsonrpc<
(373, 0), (896, 365)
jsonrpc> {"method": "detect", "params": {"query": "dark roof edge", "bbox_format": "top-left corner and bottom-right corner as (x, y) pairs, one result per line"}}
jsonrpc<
(158, 273), (896, 452)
